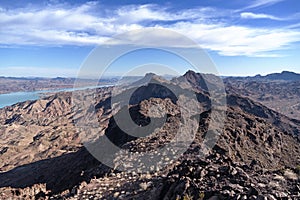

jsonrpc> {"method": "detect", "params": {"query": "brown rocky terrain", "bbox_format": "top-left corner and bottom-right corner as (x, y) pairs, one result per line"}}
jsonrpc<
(224, 71), (300, 120)
(0, 71), (299, 199)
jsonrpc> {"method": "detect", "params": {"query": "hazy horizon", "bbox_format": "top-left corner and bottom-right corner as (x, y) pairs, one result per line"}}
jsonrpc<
(0, 70), (298, 79)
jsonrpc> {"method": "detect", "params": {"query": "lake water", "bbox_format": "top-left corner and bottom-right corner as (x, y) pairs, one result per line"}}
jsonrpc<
(0, 85), (109, 109)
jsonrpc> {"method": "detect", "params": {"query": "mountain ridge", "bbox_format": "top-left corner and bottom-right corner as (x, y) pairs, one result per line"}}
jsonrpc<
(225, 70), (300, 81)
(0, 71), (299, 199)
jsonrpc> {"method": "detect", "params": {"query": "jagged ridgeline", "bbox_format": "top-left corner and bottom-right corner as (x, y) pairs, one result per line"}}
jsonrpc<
(0, 71), (299, 199)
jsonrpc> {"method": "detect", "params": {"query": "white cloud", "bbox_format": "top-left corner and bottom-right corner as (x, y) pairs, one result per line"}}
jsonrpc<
(0, 2), (299, 57)
(167, 22), (300, 57)
(285, 22), (300, 29)
(114, 5), (224, 23)
(240, 12), (283, 20)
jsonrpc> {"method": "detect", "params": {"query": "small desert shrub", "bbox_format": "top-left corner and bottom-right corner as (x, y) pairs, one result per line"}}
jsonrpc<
(183, 194), (193, 200)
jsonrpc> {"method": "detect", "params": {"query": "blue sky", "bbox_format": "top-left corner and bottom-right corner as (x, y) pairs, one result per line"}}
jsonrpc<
(0, 0), (299, 77)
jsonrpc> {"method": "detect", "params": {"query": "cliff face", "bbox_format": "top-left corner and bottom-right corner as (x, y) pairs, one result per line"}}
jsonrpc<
(0, 72), (299, 199)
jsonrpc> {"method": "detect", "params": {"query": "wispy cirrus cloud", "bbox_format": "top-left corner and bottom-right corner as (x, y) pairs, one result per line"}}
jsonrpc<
(0, 1), (299, 57)
(241, 0), (285, 10)
(240, 12), (284, 20)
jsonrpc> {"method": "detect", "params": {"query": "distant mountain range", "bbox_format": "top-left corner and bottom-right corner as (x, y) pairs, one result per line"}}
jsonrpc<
(0, 70), (298, 83)
(0, 76), (118, 94)
(0, 75), (177, 94)
(225, 71), (300, 81)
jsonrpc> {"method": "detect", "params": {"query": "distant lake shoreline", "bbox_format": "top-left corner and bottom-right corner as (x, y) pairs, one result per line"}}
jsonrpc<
(0, 85), (111, 109)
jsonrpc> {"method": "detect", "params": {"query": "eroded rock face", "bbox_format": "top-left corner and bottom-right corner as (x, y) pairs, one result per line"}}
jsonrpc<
(0, 73), (299, 199)
(0, 87), (113, 173)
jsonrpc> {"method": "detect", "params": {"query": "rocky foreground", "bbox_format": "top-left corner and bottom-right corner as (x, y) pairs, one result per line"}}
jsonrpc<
(0, 71), (299, 199)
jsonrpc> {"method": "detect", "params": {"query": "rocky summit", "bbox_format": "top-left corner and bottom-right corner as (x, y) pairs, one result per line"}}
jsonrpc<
(0, 71), (299, 200)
